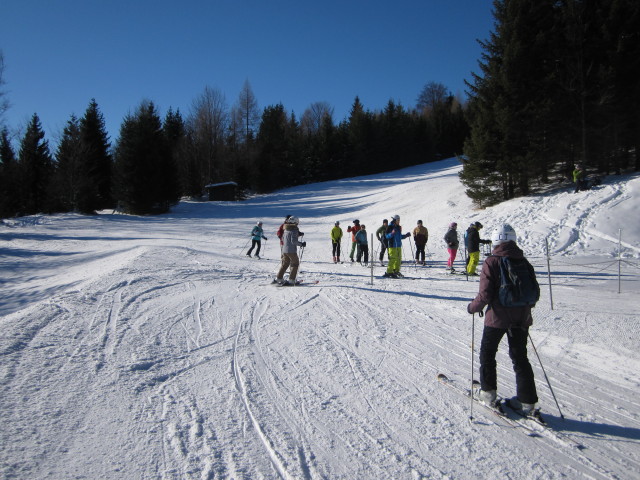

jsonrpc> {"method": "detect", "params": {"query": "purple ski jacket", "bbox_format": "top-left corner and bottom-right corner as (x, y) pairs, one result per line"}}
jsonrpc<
(467, 241), (535, 329)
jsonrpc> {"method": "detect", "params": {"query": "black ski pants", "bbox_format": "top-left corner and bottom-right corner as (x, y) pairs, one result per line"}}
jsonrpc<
(479, 325), (538, 404)
(332, 241), (341, 258)
(356, 244), (369, 264)
(379, 241), (388, 261)
(247, 240), (261, 256)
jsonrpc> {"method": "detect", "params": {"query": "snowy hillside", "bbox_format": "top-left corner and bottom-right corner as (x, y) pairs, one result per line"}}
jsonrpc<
(1, 158), (639, 479)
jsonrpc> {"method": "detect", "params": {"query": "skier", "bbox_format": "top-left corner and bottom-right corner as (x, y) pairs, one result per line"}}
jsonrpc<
(465, 222), (491, 276)
(347, 219), (361, 262)
(413, 220), (428, 265)
(384, 215), (411, 278)
(277, 215), (292, 251)
(443, 222), (459, 273)
(376, 219), (389, 266)
(467, 224), (539, 414)
(572, 164), (586, 193)
(355, 224), (369, 265)
(274, 216), (306, 286)
(246, 221), (268, 259)
(331, 221), (343, 263)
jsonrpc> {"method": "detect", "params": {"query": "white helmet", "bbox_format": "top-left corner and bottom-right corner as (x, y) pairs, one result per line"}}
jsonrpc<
(286, 215), (299, 224)
(491, 224), (517, 245)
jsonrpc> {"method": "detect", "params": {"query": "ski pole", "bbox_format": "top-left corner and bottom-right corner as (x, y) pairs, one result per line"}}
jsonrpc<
(470, 312), (476, 422)
(463, 245), (469, 281)
(240, 238), (251, 255)
(408, 240), (416, 270)
(425, 243), (431, 267)
(528, 332), (564, 420)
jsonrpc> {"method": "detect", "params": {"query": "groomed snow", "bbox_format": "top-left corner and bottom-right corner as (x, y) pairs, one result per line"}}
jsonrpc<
(1, 158), (639, 479)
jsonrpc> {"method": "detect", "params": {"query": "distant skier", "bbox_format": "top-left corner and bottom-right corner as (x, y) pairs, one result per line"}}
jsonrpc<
(355, 224), (369, 265)
(413, 220), (428, 265)
(384, 215), (411, 278)
(246, 221), (268, 259)
(277, 215), (292, 250)
(274, 216), (306, 286)
(443, 222), (459, 273)
(347, 220), (361, 262)
(572, 164), (587, 193)
(376, 219), (389, 266)
(467, 224), (539, 414)
(331, 221), (343, 263)
(465, 222), (491, 276)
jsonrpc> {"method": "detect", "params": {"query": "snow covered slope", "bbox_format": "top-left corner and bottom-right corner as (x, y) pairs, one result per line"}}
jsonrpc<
(1, 158), (639, 479)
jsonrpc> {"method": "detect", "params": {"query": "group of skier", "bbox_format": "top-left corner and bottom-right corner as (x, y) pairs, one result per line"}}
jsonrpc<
(330, 216), (493, 278)
(247, 215), (495, 278)
(244, 215), (542, 419)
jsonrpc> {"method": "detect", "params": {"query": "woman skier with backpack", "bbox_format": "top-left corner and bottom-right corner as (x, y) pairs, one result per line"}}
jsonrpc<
(467, 224), (540, 415)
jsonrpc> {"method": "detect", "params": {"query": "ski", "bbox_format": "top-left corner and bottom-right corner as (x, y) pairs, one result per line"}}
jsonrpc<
(379, 275), (418, 280)
(502, 399), (586, 450)
(437, 374), (586, 450)
(436, 374), (542, 437)
(274, 280), (319, 287)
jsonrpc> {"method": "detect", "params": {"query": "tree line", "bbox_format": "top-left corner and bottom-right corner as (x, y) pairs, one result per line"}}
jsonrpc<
(6, 0), (636, 216)
(461, 0), (640, 207)
(0, 77), (467, 217)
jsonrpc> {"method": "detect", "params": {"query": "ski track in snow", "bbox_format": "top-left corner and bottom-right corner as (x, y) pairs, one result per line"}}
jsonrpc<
(1, 159), (639, 479)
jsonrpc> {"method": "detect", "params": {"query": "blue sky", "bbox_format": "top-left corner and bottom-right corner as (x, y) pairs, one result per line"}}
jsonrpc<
(1, 0), (495, 146)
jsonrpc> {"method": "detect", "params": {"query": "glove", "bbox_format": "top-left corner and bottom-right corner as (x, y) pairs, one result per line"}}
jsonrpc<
(467, 303), (473, 314)
(301, 242), (307, 247)
(264, 237), (268, 240)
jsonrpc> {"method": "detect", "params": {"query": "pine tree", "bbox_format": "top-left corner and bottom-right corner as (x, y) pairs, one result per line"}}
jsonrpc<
(113, 101), (174, 214)
(0, 127), (19, 217)
(255, 104), (296, 192)
(78, 99), (112, 212)
(162, 107), (183, 205)
(54, 115), (83, 211)
(462, 0), (561, 206)
(345, 96), (373, 177)
(18, 114), (53, 214)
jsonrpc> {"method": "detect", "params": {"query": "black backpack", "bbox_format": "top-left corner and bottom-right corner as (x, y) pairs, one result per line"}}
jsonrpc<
(496, 256), (540, 307)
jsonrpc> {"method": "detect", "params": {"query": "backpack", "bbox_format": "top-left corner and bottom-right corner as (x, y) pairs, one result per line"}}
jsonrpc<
(496, 256), (540, 307)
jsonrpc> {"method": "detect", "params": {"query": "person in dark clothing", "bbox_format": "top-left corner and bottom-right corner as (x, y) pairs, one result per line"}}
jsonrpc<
(465, 222), (491, 275)
(376, 219), (389, 266)
(355, 224), (369, 265)
(467, 224), (539, 413)
(246, 221), (268, 258)
(413, 220), (428, 265)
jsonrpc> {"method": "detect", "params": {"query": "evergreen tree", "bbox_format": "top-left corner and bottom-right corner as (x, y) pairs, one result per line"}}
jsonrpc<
(17, 114), (53, 214)
(162, 107), (184, 204)
(255, 104), (297, 192)
(462, 0), (561, 206)
(113, 101), (175, 214)
(344, 96), (373, 177)
(78, 99), (112, 212)
(0, 127), (19, 217)
(54, 115), (83, 211)
(603, 0), (640, 172)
